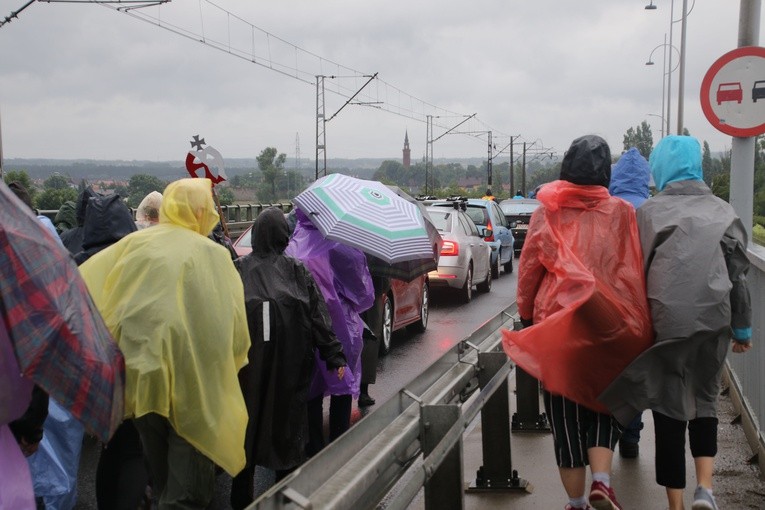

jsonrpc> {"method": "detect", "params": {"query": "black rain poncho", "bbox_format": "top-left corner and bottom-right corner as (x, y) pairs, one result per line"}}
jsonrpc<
(235, 208), (346, 470)
(74, 194), (137, 265)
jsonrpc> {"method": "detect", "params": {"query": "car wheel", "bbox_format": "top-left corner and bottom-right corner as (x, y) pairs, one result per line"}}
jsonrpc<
(460, 263), (473, 303)
(504, 256), (514, 274)
(378, 293), (394, 355)
(491, 251), (501, 279)
(477, 261), (492, 293)
(408, 282), (429, 333)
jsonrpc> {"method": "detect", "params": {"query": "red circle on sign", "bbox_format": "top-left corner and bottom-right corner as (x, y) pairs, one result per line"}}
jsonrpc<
(700, 46), (765, 137)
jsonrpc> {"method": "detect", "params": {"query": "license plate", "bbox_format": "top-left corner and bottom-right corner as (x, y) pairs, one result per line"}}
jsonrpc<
(515, 224), (529, 230)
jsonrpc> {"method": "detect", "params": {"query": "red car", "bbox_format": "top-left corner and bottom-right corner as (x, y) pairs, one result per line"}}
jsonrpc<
(716, 82), (743, 105)
(232, 225), (429, 355)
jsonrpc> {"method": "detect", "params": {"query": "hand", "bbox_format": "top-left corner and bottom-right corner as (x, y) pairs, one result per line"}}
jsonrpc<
(732, 340), (752, 353)
(19, 438), (41, 457)
(336, 366), (346, 380)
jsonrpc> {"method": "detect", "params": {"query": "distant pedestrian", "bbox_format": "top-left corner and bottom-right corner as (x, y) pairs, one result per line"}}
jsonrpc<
(503, 135), (652, 510)
(230, 208), (347, 509)
(601, 136), (752, 510)
(135, 191), (162, 230)
(513, 189), (524, 199)
(80, 178), (251, 508)
(607, 146), (651, 459)
(482, 188), (496, 201)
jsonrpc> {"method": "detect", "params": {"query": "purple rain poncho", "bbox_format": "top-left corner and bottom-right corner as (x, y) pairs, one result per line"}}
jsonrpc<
(0, 315), (36, 510)
(286, 210), (374, 398)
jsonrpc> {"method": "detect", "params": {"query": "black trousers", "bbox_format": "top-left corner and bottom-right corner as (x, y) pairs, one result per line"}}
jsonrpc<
(95, 420), (149, 510)
(306, 394), (352, 457)
(653, 411), (718, 489)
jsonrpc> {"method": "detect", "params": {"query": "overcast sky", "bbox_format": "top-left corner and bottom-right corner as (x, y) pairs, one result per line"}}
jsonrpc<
(0, 1), (758, 165)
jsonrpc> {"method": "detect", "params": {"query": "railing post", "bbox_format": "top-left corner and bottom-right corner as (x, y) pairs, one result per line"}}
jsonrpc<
(467, 351), (531, 493)
(421, 404), (464, 510)
(511, 319), (550, 433)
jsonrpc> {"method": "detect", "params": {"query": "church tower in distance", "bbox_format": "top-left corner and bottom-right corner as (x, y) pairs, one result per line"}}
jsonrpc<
(403, 130), (411, 169)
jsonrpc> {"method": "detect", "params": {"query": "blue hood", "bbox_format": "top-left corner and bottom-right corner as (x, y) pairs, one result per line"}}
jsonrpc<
(649, 135), (702, 191)
(609, 148), (650, 208)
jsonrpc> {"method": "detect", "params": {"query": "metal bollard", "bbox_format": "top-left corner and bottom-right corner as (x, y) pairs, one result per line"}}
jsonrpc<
(510, 319), (550, 433)
(421, 404), (464, 510)
(467, 350), (532, 493)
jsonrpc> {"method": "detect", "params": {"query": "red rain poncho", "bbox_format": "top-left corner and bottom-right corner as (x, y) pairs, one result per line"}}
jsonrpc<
(502, 179), (652, 413)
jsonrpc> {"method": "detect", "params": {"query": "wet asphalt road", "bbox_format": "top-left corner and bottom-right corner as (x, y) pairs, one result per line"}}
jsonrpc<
(73, 267), (520, 509)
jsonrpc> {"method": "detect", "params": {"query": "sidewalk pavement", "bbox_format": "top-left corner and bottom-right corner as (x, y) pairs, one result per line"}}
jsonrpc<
(406, 377), (765, 510)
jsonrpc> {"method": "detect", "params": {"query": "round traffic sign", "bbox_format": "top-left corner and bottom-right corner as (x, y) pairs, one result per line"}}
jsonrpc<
(700, 46), (765, 137)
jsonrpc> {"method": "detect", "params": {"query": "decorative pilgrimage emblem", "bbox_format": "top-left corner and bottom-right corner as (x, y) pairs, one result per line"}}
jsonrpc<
(185, 135), (228, 186)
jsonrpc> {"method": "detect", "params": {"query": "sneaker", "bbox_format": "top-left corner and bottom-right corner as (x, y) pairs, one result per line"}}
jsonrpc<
(358, 393), (376, 407)
(589, 481), (623, 510)
(565, 505), (592, 510)
(692, 486), (719, 510)
(618, 439), (639, 458)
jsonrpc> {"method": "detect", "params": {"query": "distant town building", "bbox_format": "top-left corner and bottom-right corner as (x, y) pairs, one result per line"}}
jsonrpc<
(403, 130), (411, 169)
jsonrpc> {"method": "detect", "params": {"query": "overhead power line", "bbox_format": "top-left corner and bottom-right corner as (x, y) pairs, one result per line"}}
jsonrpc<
(92, 0), (546, 150)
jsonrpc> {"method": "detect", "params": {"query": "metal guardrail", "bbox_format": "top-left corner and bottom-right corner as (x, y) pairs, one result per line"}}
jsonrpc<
(726, 243), (765, 476)
(248, 302), (529, 510)
(38, 202), (293, 240)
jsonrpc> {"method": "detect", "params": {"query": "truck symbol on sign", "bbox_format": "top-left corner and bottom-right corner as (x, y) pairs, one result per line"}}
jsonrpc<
(716, 82), (743, 105)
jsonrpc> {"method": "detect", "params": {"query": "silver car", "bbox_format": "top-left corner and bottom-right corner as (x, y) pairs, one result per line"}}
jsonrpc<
(425, 205), (492, 302)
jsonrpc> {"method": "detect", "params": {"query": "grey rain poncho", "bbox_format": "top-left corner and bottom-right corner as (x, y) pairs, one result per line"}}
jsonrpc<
(600, 136), (752, 424)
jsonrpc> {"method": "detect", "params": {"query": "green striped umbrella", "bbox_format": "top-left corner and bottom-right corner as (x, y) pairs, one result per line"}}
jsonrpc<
(294, 174), (438, 265)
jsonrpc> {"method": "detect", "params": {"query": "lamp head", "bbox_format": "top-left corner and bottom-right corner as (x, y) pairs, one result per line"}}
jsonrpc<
(645, 1), (657, 9)
(645, 60), (655, 66)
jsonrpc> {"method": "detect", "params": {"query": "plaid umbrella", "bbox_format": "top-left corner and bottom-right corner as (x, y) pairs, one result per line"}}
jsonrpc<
(0, 183), (124, 442)
(294, 174), (438, 264)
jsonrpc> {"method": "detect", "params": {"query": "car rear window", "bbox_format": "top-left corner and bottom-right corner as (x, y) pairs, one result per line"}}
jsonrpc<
(464, 206), (488, 226)
(501, 204), (539, 215)
(426, 210), (452, 232)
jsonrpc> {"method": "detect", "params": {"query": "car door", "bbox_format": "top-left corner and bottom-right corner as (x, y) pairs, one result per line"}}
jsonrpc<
(459, 213), (489, 281)
(390, 277), (420, 325)
(489, 201), (514, 262)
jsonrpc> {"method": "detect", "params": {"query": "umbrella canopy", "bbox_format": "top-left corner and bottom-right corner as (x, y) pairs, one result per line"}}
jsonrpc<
(0, 183), (125, 441)
(294, 174), (438, 264)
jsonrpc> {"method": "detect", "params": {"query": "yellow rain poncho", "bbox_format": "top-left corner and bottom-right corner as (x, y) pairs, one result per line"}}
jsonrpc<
(80, 178), (250, 475)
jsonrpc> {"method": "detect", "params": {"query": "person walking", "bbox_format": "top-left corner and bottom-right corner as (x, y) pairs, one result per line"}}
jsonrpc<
(80, 178), (251, 509)
(608, 146), (651, 459)
(601, 136), (752, 510)
(230, 208), (347, 509)
(503, 135), (653, 510)
(286, 209), (374, 455)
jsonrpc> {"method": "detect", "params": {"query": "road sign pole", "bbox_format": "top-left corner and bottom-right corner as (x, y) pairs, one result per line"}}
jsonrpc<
(731, 0), (761, 243)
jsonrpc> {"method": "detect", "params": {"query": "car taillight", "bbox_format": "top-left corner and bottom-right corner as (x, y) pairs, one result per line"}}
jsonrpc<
(485, 220), (495, 242)
(441, 240), (459, 256)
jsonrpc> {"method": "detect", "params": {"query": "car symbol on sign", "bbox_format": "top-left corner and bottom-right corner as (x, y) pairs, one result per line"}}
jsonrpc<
(716, 82), (743, 105)
(753, 80), (765, 102)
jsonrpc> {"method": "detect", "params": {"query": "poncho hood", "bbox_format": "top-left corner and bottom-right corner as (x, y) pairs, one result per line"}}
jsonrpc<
(136, 191), (163, 229)
(75, 185), (99, 227)
(160, 178), (219, 236)
(77, 194), (137, 263)
(253, 207), (290, 256)
(559, 135), (611, 188)
(609, 148), (650, 208)
(650, 135), (702, 191)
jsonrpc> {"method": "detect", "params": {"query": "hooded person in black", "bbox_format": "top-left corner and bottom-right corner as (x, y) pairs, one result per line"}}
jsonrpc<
(74, 194), (137, 265)
(60, 184), (100, 255)
(231, 207), (347, 509)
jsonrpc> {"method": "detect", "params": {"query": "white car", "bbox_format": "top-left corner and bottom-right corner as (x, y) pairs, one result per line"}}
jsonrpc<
(425, 205), (492, 302)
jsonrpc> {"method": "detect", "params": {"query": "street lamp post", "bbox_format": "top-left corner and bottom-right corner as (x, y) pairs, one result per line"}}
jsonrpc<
(645, 34), (680, 138)
(645, 0), (692, 135)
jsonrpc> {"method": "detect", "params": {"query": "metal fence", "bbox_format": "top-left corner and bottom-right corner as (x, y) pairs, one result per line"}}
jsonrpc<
(248, 303), (524, 510)
(39, 202), (293, 240)
(726, 243), (765, 474)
